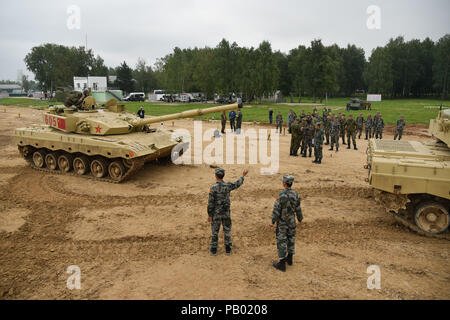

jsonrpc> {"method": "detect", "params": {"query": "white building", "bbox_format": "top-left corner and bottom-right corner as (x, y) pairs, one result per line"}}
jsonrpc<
(73, 76), (108, 92)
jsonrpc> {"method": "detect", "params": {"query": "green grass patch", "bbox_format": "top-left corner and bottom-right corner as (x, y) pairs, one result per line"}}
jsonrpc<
(1, 97), (448, 125)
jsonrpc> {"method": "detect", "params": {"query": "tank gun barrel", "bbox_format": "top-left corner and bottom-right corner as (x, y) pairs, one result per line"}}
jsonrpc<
(134, 103), (242, 126)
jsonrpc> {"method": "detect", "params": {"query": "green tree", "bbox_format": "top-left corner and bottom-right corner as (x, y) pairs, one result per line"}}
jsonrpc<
(433, 34), (450, 100)
(116, 61), (134, 94)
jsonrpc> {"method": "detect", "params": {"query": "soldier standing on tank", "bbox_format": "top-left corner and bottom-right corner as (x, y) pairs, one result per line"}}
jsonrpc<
(290, 119), (301, 156)
(276, 112), (283, 134)
(236, 110), (243, 134)
(287, 109), (297, 134)
(323, 115), (331, 145)
(301, 119), (313, 158)
(356, 114), (364, 139)
(208, 168), (248, 256)
(340, 114), (347, 145)
(270, 175), (303, 272)
(346, 114), (358, 150)
(374, 114), (385, 139)
(221, 111), (227, 134)
(365, 115), (373, 139)
(329, 116), (340, 152)
(313, 122), (324, 164)
(394, 116), (406, 140)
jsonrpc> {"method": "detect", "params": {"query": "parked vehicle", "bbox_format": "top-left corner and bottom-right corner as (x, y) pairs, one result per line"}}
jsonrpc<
(123, 92), (145, 102)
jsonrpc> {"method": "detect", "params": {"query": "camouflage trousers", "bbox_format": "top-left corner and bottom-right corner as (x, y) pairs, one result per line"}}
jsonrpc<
(341, 130), (346, 144)
(331, 134), (339, 150)
(375, 128), (383, 139)
(365, 127), (373, 139)
(357, 127), (363, 138)
(276, 223), (296, 259)
(314, 144), (323, 159)
(290, 136), (301, 155)
(301, 139), (313, 156)
(221, 121), (226, 133)
(347, 131), (356, 146)
(276, 122), (283, 133)
(324, 129), (330, 144)
(394, 129), (403, 140)
(210, 217), (232, 249)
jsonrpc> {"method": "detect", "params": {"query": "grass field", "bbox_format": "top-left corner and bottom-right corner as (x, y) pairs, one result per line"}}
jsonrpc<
(1, 97), (448, 125)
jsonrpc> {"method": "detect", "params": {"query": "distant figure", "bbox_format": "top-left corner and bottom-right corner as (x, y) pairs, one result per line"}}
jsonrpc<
(269, 108), (274, 124)
(221, 111), (227, 134)
(137, 107), (145, 119)
(229, 110), (236, 132)
(236, 110), (243, 134)
(394, 116), (406, 140)
(276, 112), (283, 134)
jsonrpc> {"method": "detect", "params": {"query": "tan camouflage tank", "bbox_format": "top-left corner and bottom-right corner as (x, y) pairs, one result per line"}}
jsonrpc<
(366, 109), (450, 236)
(14, 97), (242, 183)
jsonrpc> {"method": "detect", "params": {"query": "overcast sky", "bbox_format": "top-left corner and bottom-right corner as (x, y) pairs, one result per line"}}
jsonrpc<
(1, 0), (449, 81)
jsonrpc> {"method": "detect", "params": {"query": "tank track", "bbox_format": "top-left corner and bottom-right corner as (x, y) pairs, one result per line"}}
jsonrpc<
(21, 147), (145, 183)
(388, 195), (450, 240)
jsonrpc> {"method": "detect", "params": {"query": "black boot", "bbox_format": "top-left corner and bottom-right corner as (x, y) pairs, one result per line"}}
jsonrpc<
(308, 150), (312, 158)
(347, 144), (351, 149)
(286, 253), (293, 266)
(329, 147), (333, 151)
(312, 157), (318, 163)
(317, 157), (322, 164)
(354, 145), (358, 150)
(225, 245), (232, 255)
(273, 259), (286, 272)
(210, 247), (217, 256)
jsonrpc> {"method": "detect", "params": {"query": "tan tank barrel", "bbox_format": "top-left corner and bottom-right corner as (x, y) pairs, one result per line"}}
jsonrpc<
(135, 103), (242, 126)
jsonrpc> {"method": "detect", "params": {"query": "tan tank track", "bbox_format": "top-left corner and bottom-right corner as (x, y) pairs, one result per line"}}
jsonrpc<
(20, 146), (145, 183)
(388, 196), (450, 241)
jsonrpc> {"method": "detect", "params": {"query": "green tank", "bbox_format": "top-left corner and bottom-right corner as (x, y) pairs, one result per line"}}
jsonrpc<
(346, 98), (367, 111)
(14, 99), (242, 183)
(366, 109), (450, 236)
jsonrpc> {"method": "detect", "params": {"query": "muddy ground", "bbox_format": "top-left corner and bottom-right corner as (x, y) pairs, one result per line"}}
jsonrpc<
(0, 106), (448, 300)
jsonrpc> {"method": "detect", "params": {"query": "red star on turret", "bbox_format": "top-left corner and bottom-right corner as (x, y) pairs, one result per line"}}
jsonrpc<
(95, 125), (102, 133)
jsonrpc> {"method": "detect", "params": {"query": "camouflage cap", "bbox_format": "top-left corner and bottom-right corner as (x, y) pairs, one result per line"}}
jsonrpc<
(282, 175), (294, 184)
(215, 168), (225, 178)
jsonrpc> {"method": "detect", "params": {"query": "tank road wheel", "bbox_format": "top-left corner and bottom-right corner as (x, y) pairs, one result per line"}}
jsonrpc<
(90, 157), (108, 178)
(415, 202), (450, 235)
(58, 153), (74, 173)
(108, 161), (126, 181)
(73, 156), (90, 175)
(32, 150), (46, 168)
(45, 153), (58, 170)
(122, 159), (133, 169)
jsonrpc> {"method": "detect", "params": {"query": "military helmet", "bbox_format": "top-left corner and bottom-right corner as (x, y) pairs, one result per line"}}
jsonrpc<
(215, 168), (225, 179)
(282, 175), (294, 184)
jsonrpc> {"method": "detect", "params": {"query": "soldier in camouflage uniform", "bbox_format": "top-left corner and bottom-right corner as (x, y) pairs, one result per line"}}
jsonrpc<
(356, 114), (365, 139)
(270, 175), (303, 272)
(287, 109), (297, 134)
(208, 168), (248, 255)
(394, 116), (406, 140)
(290, 119), (301, 156)
(339, 115), (347, 145)
(301, 119), (314, 158)
(313, 122), (324, 164)
(65, 89), (89, 109)
(374, 114), (385, 139)
(329, 116), (340, 152)
(323, 115), (331, 145)
(345, 114), (358, 150)
(276, 112), (283, 134)
(365, 115), (373, 139)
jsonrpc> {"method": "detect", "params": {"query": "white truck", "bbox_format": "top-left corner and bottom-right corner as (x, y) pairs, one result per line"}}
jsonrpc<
(148, 90), (166, 102)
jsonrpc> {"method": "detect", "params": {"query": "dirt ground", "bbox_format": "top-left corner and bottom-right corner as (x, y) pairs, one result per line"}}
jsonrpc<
(0, 105), (449, 300)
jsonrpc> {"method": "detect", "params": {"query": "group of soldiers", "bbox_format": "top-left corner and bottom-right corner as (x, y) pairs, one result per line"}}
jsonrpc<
(275, 108), (407, 164)
(208, 168), (303, 272)
(221, 110), (243, 134)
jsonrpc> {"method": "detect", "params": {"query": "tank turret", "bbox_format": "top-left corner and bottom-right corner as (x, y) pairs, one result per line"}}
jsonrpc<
(14, 102), (242, 182)
(429, 108), (450, 146)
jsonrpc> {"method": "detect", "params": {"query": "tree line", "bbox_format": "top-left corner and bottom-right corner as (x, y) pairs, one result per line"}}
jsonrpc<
(24, 34), (449, 100)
